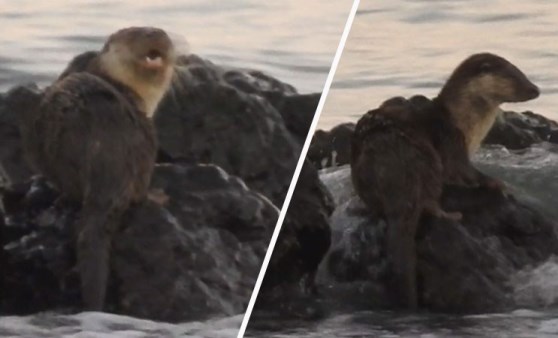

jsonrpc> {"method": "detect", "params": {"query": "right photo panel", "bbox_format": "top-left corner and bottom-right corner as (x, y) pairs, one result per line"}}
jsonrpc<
(244, 1), (558, 337)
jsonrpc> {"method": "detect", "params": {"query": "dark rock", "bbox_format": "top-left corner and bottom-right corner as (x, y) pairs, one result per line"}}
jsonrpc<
(261, 159), (334, 294)
(112, 164), (277, 321)
(1, 178), (61, 245)
(483, 111), (558, 149)
(416, 185), (556, 313)
(154, 55), (310, 205)
(1, 164), (278, 322)
(223, 67), (297, 96)
(308, 123), (355, 169)
(324, 166), (558, 313)
(224, 68), (319, 144)
(1, 178), (78, 314)
(262, 92), (321, 144)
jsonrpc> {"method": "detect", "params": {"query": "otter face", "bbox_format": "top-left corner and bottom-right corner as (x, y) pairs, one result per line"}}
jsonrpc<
(100, 27), (176, 117)
(447, 53), (539, 105)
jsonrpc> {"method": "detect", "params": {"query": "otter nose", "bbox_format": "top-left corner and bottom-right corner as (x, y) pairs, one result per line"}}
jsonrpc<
(526, 84), (540, 99)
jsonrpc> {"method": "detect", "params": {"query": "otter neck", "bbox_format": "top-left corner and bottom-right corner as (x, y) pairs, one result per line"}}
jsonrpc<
(438, 87), (501, 157)
(95, 55), (171, 118)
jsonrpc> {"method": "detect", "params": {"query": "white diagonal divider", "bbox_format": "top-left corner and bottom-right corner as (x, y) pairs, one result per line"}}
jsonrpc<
(236, 0), (361, 336)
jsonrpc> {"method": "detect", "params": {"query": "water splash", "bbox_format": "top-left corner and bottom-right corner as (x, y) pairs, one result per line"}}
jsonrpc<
(512, 256), (558, 308)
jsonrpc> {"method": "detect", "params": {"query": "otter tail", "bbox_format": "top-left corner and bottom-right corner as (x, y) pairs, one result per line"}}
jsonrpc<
(384, 206), (422, 310)
(75, 202), (120, 310)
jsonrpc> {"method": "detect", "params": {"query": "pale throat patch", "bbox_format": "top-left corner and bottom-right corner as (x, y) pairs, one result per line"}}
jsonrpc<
(100, 44), (172, 118)
(450, 102), (501, 156)
(464, 107), (501, 156)
(450, 74), (506, 156)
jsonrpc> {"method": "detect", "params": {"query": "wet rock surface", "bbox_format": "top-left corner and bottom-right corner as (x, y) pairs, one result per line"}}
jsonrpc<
(321, 165), (558, 313)
(260, 160), (334, 295)
(113, 164), (278, 322)
(1, 164), (278, 322)
(484, 111), (558, 149)
(420, 184), (558, 312)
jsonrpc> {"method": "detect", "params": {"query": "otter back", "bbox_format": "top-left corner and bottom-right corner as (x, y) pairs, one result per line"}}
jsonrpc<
(24, 72), (157, 204)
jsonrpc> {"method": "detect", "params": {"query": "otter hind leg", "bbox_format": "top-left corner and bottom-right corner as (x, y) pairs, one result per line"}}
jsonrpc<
(385, 210), (421, 310)
(351, 129), (434, 309)
(477, 172), (507, 192)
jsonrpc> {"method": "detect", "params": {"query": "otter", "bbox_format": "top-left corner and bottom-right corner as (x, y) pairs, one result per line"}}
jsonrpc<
(19, 27), (176, 310)
(351, 53), (539, 309)
(426, 53), (539, 187)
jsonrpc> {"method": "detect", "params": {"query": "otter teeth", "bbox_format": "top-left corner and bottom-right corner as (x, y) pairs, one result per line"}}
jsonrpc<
(145, 56), (163, 68)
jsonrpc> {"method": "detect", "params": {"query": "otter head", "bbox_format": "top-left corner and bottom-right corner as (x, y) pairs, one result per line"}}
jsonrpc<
(99, 27), (176, 117)
(441, 53), (539, 108)
(439, 53), (540, 155)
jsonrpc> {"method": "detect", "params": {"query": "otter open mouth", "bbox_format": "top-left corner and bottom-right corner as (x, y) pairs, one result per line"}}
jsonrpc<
(144, 49), (164, 69)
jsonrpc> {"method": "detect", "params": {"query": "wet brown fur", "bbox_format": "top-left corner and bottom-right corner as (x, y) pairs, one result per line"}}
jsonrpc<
(350, 53), (539, 309)
(19, 27), (176, 310)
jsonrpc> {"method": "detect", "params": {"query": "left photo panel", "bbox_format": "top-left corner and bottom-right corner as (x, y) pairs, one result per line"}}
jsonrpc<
(0, 1), (353, 337)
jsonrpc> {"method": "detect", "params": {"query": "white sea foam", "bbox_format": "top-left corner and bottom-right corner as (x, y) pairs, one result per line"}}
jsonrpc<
(512, 257), (558, 308)
(0, 312), (242, 338)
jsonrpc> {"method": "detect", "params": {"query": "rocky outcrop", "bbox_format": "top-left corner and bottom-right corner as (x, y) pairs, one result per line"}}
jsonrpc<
(154, 55), (316, 205)
(416, 184), (558, 312)
(323, 166), (558, 313)
(1, 164), (278, 322)
(308, 123), (354, 169)
(261, 160), (334, 295)
(484, 111), (558, 149)
(262, 92), (321, 144)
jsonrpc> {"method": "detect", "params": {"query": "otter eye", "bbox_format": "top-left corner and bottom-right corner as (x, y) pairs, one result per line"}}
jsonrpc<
(146, 49), (163, 60)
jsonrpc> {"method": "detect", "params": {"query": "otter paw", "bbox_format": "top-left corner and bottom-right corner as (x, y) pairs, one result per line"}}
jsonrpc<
(424, 202), (462, 221)
(441, 211), (462, 221)
(147, 189), (170, 206)
(483, 177), (506, 192)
